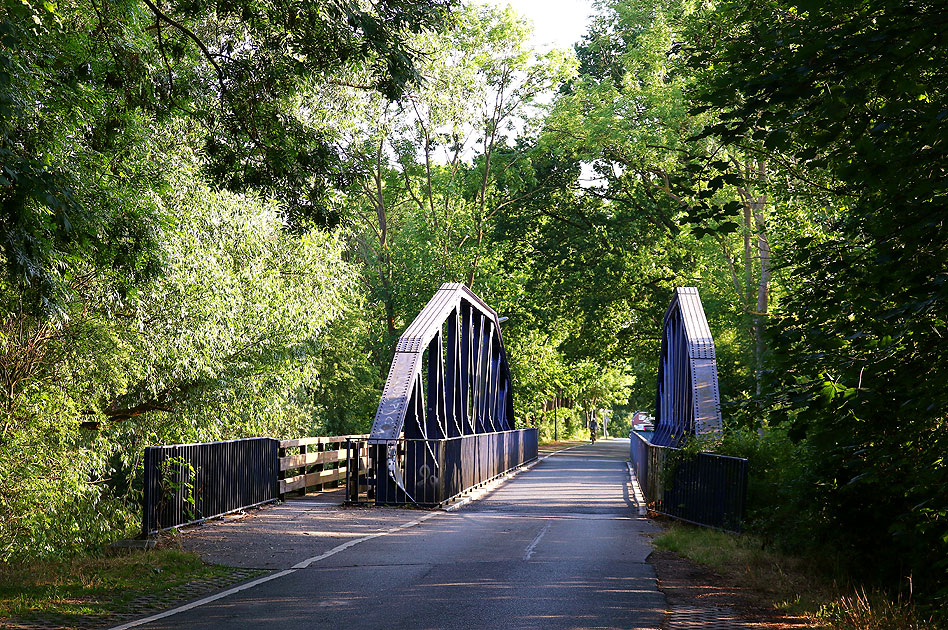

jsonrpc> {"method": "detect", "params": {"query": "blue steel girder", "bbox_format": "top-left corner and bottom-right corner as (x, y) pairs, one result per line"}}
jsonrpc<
(369, 283), (514, 443)
(653, 287), (723, 447)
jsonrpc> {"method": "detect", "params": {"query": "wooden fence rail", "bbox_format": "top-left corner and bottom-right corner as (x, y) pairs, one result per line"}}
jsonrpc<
(278, 434), (368, 497)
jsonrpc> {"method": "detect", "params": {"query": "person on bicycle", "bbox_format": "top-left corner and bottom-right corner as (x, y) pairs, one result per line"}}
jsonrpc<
(589, 418), (598, 443)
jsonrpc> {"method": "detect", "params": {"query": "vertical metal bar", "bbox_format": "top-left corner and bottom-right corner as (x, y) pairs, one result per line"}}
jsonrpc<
(471, 313), (482, 433)
(460, 303), (473, 435)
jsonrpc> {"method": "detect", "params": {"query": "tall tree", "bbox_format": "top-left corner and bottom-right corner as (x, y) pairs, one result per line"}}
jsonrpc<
(331, 2), (574, 355)
(0, 0), (454, 311)
(688, 0), (948, 606)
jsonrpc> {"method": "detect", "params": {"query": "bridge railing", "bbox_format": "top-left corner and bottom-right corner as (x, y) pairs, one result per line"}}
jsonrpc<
(346, 428), (538, 506)
(630, 431), (748, 531)
(142, 437), (279, 536)
(278, 434), (368, 498)
(143, 433), (371, 536)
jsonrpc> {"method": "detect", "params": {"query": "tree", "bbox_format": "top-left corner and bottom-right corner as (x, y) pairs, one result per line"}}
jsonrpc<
(0, 0), (454, 312)
(688, 0), (948, 607)
(0, 139), (363, 557)
(489, 0), (775, 411)
(331, 2), (575, 358)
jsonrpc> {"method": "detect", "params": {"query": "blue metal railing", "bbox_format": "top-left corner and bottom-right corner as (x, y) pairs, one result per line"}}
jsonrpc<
(142, 437), (279, 536)
(346, 428), (539, 506)
(629, 431), (748, 531)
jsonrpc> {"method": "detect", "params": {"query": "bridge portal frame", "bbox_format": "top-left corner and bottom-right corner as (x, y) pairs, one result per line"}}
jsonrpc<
(653, 287), (723, 447)
(364, 282), (520, 505)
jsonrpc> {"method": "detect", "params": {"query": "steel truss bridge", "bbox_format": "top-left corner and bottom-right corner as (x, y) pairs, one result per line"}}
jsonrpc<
(346, 283), (536, 506)
(141, 283), (746, 533)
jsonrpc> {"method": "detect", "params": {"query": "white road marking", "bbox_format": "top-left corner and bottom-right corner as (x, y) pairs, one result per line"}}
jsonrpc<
(292, 511), (440, 569)
(523, 521), (552, 560)
(106, 512), (442, 629)
(108, 443), (591, 629)
(105, 570), (295, 630)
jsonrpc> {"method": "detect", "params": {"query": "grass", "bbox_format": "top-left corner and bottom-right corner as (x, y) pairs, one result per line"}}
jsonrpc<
(0, 547), (248, 624)
(654, 522), (940, 629)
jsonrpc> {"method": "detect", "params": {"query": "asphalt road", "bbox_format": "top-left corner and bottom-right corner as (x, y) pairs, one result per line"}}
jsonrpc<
(119, 439), (665, 630)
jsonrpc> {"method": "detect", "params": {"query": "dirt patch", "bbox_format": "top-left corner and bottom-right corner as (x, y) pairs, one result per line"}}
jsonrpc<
(648, 547), (814, 629)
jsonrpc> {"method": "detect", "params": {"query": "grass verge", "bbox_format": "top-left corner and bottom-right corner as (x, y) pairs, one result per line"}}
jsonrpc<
(0, 548), (256, 626)
(653, 522), (940, 629)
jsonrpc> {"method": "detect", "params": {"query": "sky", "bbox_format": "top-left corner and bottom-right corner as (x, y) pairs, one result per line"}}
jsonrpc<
(484, 0), (597, 52)
(481, 0), (602, 187)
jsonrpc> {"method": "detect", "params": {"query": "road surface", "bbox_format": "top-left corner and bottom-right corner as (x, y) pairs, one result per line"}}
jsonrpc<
(117, 439), (665, 630)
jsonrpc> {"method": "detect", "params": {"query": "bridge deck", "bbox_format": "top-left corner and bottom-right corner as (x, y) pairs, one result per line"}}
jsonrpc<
(126, 440), (666, 630)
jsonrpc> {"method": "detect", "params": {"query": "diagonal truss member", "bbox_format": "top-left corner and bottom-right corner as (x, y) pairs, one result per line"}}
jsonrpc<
(653, 287), (723, 447)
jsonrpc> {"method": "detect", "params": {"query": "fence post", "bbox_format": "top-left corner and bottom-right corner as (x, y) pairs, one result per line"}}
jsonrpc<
(141, 447), (154, 538)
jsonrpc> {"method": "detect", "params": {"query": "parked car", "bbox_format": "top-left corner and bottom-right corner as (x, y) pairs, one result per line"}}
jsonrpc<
(630, 411), (655, 433)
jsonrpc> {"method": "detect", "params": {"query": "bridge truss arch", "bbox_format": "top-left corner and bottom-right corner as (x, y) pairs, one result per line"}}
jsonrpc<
(653, 287), (723, 447)
(361, 283), (519, 505)
(370, 282), (514, 442)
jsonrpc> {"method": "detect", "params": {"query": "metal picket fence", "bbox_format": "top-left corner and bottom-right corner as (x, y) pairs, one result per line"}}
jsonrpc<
(629, 431), (748, 531)
(142, 437), (279, 536)
(346, 428), (539, 506)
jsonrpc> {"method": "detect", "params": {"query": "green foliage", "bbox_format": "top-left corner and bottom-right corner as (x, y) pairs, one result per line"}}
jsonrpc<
(686, 0), (948, 611)
(158, 456), (197, 522)
(0, 0), (454, 313)
(655, 523), (939, 628)
(0, 147), (363, 557)
(0, 0), (167, 313)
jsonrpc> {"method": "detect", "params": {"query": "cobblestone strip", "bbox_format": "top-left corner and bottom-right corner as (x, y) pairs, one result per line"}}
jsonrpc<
(2, 567), (266, 630)
(665, 606), (768, 629)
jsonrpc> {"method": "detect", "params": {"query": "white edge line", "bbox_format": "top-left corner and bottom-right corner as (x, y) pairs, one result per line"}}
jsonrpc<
(626, 461), (648, 516)
(292, 511), (440, 569)
(106, 569), (295, 630)
(108, 511), (444, 629)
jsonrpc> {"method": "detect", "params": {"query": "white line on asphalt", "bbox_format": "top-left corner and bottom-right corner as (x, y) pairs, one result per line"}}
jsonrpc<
(105, 569), (295, 630)
(523, 521), (552, 560)
(293, 511), (441, 569)
(106, 512), (443, 629)
(108, 445), (589, 629)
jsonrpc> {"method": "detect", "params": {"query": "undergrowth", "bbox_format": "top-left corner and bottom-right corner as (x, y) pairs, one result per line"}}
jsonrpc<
(654, 523), (940, 629)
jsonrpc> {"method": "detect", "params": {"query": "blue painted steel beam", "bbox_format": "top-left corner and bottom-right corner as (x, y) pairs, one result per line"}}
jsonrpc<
(369, 283), (515, 503)
(653, 287), (723, 447)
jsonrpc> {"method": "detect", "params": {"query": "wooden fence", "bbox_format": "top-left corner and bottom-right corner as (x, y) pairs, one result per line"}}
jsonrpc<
(278, 435), (368, 497)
